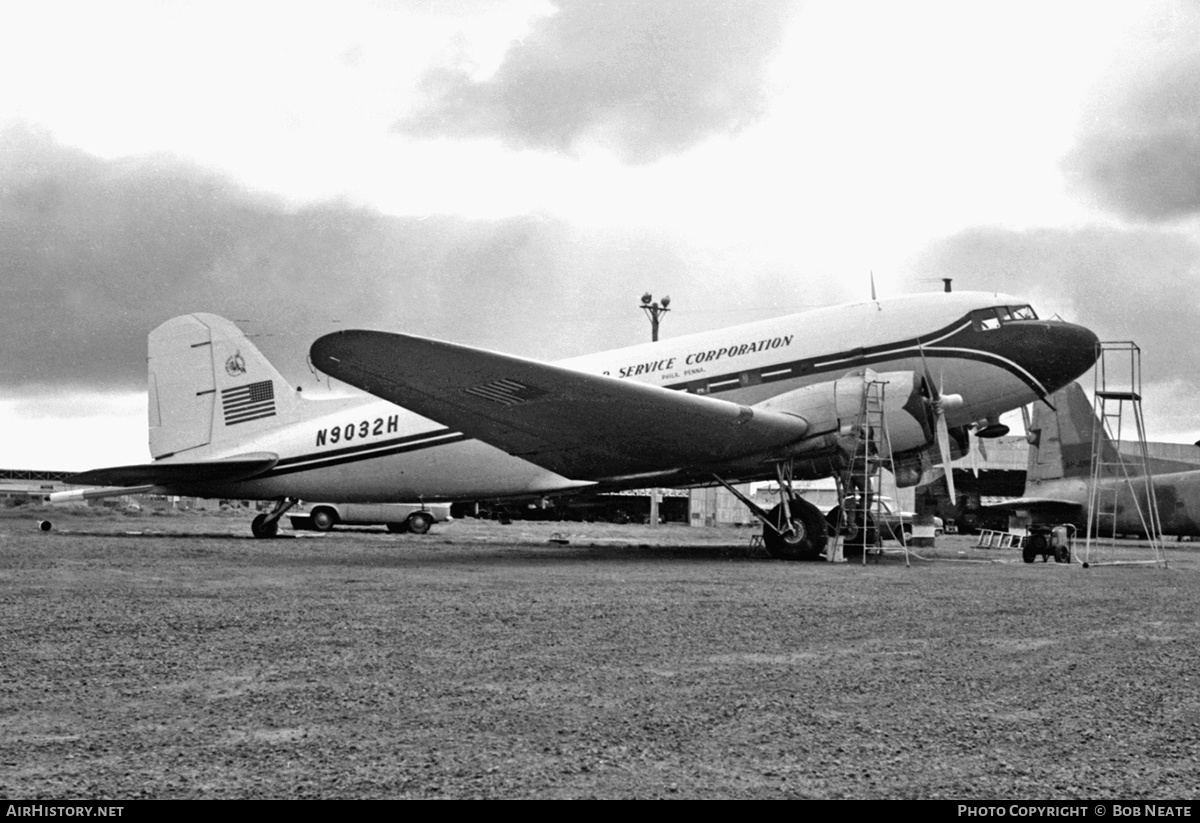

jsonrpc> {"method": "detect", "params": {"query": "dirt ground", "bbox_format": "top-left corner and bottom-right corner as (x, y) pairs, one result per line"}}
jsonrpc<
(1, 508), (1197, 799)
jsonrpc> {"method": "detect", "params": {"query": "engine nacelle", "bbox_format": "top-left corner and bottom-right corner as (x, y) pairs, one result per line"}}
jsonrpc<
(753, 369), (934, 456)
(892, 425), (971, 488)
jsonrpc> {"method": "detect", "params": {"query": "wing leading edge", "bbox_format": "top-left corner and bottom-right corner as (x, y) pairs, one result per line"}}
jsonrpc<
(310, 331), (810, 481)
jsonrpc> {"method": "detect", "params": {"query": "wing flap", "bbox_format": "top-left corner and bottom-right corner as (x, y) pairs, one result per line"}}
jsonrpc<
(310, 331), (810, 480)
(67, 452), (279, 487)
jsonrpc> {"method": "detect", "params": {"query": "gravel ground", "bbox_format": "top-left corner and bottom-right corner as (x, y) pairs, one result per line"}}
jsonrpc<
(1, 508), (1197, 799)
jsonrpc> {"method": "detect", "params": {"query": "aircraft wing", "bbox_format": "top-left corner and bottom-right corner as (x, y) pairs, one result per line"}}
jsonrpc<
(985, 497), (1083, 509)
(66, 452), (279, 487)
(983, 497), (1084, 521)
(310, 331), (811, 481)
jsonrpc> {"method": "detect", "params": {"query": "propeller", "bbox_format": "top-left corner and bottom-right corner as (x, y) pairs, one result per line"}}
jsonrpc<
(918, 344), (961, 506)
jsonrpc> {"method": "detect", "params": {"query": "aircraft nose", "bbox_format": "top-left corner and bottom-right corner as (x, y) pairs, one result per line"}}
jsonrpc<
(1025, 321), (1100, 397)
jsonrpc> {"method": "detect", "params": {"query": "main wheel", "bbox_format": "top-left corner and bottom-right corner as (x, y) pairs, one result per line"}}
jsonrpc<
(826, 507), (858, 540)
(841, 513), (879, 559)
(406, 511), (435, 535)
(251, 513), (279, 539)
(762, 496), (827, 560)
(310, 508), (336, 532)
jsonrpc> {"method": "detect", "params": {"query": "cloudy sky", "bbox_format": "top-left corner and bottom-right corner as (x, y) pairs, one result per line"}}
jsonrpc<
(3, 0), (1199, 470)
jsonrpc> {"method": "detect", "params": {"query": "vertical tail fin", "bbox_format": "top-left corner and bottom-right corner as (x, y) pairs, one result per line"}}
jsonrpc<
(1027, 381), (1113, 481)
(148, 313), (301, 458)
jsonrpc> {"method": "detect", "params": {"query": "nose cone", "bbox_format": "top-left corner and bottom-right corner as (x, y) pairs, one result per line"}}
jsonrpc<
(1021, 321), (1100, 397)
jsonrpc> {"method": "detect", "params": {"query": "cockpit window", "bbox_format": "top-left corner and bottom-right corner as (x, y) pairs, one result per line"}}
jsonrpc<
(971, 304), (1038, 330)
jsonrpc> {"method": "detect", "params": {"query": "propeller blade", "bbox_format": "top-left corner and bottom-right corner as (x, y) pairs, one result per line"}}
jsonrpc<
(936, 412), (957, 505)
(917, 342), (937, 399)
(920, 341), (956, 505)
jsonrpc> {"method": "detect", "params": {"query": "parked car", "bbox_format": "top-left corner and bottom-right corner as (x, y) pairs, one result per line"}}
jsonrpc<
(875, 497), (944, 542)
(290, 502), (452, 534)
(821, 496), (943, 543)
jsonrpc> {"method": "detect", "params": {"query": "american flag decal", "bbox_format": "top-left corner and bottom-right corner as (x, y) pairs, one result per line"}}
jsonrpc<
(463, 378), (548, 406)
(222, 380), (276, 425)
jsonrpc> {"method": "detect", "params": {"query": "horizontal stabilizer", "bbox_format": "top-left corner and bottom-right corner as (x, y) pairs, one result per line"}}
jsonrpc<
(311, 331), (810, 481)
(67, 452), (279, 488)
(49, 484), (161, 503)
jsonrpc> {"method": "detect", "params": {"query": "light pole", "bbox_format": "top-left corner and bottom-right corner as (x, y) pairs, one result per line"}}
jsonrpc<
(639, 293), (671, 528)
(640, 293), (670, 342)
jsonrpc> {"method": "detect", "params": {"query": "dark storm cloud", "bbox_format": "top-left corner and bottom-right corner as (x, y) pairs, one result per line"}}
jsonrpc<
(908, 226), (1200, 387)
(395, 0), (794, 163)
(1064, 3), (1200, 221)
(0, 128), (688, 394)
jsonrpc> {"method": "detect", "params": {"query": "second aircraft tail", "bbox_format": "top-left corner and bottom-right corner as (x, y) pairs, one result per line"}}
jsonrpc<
(1028, 381), (1200, 481)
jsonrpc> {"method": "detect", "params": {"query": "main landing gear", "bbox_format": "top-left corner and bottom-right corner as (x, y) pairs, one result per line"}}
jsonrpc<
(762, 495), (828, 560)
(251, 498), (299, 539)
(712, 463), (829, 561)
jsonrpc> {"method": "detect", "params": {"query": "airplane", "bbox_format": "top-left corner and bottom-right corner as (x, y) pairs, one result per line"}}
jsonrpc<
(990, 380), (1200, 538)
(51, 292), (1099, 559)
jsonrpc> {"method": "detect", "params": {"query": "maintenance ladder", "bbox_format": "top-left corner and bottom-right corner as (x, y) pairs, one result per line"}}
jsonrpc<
(975, 529), (1025, 549)
(833, 376), (908, 565)
(1084, 342), (1167, 567)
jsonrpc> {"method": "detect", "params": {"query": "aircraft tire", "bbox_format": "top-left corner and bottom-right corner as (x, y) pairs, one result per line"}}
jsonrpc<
(310, 508), (336, 532)
(251, 513), (279, 539)
(762, 496), (827, 560)
(826, 507), (858, 540)
(406, 511), (434, 535)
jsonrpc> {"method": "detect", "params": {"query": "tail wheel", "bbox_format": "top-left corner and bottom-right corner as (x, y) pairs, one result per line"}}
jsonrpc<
(310, 508), (336, 532)
(251, 513), (279, 539)
(762, 496), (827, 560)
(406, 511), (435, 535)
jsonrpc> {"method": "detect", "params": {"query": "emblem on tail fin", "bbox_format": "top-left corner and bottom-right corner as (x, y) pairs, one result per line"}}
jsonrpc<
(225, 351), (247, 376)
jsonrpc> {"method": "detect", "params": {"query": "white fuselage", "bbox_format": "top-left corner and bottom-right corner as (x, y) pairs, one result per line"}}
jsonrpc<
(180, 292), (1091, 502)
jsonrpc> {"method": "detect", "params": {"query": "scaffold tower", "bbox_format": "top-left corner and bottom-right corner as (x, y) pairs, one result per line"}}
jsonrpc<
(1083, 341), (1168, 567)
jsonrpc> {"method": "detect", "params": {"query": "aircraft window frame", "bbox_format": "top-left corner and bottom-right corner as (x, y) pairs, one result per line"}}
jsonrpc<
(1006, 305), (1038, 321)
(971, 304), (1038, 331)
(972, 308), (1003, 331)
